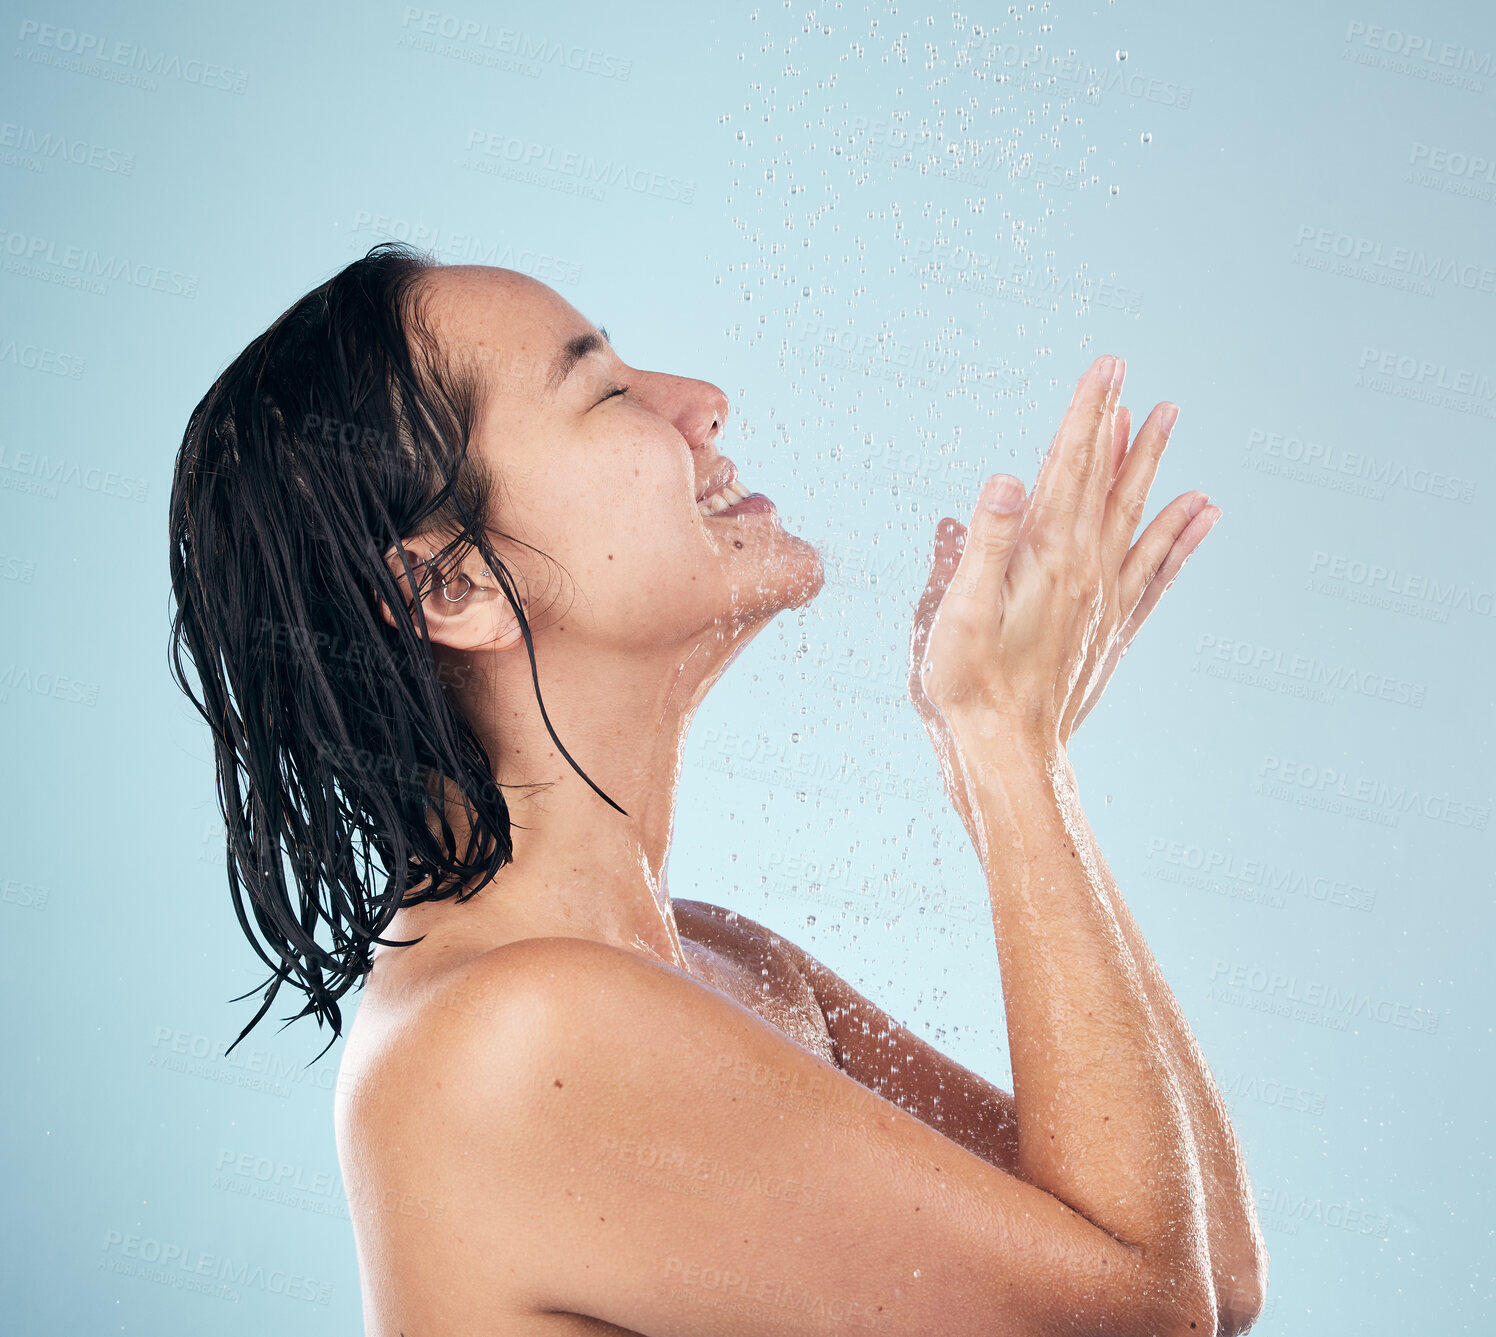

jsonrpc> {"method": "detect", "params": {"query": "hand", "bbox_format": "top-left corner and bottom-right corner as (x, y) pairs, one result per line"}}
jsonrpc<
(909, 355), (1220, 754)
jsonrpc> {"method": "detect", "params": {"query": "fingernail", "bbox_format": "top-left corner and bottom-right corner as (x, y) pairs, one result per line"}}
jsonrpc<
(1097, 355), (1116, 385)
(1159, 402), (1180, 435)
(1110, 356), (1126, 390)
(984, 476), (1023, 513)
(1187, 492), (1209, 519)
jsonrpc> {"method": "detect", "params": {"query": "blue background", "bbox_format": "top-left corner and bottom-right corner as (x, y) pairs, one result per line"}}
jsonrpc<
(3, 0), (1493, 1330)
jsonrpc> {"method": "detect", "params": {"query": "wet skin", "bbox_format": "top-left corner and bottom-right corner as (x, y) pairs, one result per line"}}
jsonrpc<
(336, 269), (1254, 1337)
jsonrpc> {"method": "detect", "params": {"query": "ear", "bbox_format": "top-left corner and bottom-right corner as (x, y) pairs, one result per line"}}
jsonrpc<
(378, 539), (526, 654)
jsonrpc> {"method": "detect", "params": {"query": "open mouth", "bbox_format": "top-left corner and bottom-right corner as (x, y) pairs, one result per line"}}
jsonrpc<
(696, 460), (776, 520)
(697, 478), (753, 516)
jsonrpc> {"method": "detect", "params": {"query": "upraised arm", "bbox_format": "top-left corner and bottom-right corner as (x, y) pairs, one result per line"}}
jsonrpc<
(906, 355), (1263, 1331)
(911, 353), (1236, 1324)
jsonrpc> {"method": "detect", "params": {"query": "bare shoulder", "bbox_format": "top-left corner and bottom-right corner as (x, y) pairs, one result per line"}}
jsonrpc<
(339, 931), (763, 1150)
(673, 900), (1023, 1179)
(339, 935), (647, 1118)
(673, 897), (805, 971)
(334, 927), (1182, 1337)
(673, 897), (866, 1016)
(339, 921), (816, 1147)
(334, 936), (690, 1326)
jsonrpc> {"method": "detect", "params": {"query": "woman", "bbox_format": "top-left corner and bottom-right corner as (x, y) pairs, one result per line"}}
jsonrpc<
(168, 243), (1264, 1336)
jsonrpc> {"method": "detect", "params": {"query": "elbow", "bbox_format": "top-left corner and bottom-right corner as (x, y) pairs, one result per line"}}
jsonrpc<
(1110, 1229), (1268, 1337)
(1132, 1266), (1219, 1337)
(1214, 1247), (1270, 1336)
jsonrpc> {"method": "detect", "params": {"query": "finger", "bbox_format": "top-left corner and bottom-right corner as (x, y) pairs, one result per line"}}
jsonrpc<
(1073, 500), (1219, 735)
(945, 473), (1027, 612)
(911, 517), (967, 647)
(1031, 356), (1111, 519)
(1029, 355), (1123, 547)
(909, 519), (967, 711)
(1102, 400), (1179, 572)
(1117, 491), (1217, 622)
(1110, 404), (1132, 484)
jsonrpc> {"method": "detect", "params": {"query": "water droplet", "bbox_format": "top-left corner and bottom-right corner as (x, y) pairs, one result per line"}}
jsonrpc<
(1115, 49), (1128, 61)
(1140, 131), (1152, 145)
(1109, 184), (1120, 196)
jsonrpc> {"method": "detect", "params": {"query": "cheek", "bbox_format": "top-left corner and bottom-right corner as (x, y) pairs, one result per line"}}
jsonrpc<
(572, 477), (709, 597)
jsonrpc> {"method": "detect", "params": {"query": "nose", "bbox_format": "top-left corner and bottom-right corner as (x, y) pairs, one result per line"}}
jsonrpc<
(665, 376), (729, 452)
(631, 371), (730, 452)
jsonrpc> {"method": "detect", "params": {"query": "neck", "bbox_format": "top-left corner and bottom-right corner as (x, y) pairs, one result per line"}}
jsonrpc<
(375, 623), (753, 972)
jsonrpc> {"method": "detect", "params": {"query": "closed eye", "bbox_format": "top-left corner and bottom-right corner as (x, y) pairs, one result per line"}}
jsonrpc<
(596, 384), (630, 406)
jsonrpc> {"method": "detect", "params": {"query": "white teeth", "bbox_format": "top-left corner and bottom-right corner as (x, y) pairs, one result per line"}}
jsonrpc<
(698, 478), (752, 515)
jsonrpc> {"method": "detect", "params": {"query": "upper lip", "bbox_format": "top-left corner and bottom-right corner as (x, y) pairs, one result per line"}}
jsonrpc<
(695, 461), (739, 503)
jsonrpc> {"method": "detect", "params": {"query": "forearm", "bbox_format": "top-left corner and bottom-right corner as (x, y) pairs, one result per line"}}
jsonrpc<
(949, 716), (1214, 1306)
(1080, 830), (1269, 1327)
(931, 702), (1267, 1322)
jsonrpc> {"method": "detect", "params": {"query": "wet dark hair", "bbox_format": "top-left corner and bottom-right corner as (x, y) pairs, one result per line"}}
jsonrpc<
(167, 241), (624, 1055)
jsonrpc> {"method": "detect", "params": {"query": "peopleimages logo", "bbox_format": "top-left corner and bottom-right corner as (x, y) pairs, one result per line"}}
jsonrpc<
(0, 227), (198, 298)
(1409, 143), (1496, 184)
(1193, 631), (1425, 710)
(461, 130), (696, 203)
(1343, 19), (1495, 90)
(1406, 143), (1496, 205)
(908, 237), (1145, 314)
(1255, 1186), (1392, 1240)
(348, 211), (583, 286)
(100, 1230), (333, 1306)
(1354, 346), (1496, 423)
(398, 7), (631, 80)
(0, 442), (147, 502)
(1245, 425), (1476, 503)
(0, 121), (135, 174)
(15, 19), (249, 93)
(0, 337), (86, 379)
(1308, 549), (1495, 620)
(1258, 753), (1489, 830)
(1292, 224), (1496, 296)
(1208, 959), (1440, 1035)
(1145, 837), (1377, 912)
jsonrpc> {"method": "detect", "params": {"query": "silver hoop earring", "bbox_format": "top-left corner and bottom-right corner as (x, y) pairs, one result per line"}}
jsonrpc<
(441, 572), (473, 602)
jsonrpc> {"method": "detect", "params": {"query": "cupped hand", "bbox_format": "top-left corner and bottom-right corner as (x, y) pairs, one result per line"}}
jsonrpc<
(909, 354), (1221, 756)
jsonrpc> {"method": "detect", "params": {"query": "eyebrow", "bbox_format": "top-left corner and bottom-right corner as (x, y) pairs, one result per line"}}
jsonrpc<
(545, 326), (611, 397)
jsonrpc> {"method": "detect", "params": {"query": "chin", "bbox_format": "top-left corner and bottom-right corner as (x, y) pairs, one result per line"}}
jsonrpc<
(741, 533), (826, 620)
(783, 537), (826, 608)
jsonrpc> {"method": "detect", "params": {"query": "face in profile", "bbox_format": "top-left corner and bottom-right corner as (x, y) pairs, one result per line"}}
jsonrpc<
(417, 265), (825, 667)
